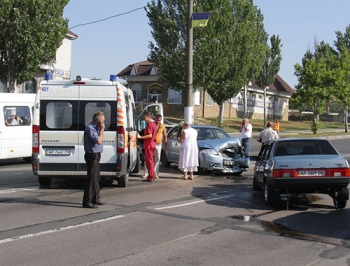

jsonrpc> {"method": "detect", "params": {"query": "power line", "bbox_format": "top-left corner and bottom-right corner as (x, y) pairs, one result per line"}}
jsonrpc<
(69, 6), (146, 30)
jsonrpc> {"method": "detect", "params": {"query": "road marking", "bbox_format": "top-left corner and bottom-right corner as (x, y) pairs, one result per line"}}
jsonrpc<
(155, 195), (234, 210)
(0, 215), (125, 244)
(0, 187), (38, 195)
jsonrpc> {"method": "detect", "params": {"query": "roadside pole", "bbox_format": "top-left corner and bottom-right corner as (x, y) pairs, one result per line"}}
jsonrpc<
(185, 0), (194, 124)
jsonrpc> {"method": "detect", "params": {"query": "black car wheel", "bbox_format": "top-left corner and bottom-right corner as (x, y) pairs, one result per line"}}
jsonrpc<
(333, 188), (348, 209)
(38, 176), (52, 187)
(252, 175), (261, 191)
(264, 182), (280, 206)
(160, 151), (171, 167)
(118, 172), (129, 187)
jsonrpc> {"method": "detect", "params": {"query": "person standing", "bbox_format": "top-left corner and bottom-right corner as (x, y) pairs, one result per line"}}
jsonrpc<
(143, 114), (167, 179)
(138, 112), (157, 182)
(257, 122), (279, 159)
(273, 119), (280, 134)
(82, 111), (105, 208)
(239, 118), (252, 156)
(178, 122), (199, 180)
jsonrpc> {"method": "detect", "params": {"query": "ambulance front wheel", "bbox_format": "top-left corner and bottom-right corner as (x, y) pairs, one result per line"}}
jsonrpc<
(38, 176), (52, 186)
(118, 172), (129, 187)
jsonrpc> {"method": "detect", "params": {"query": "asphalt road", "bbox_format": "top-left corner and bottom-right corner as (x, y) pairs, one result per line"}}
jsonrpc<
(0, 139), (350, 265)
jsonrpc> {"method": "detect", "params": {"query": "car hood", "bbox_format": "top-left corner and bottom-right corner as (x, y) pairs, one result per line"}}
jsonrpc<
(197, 137), (241, 150)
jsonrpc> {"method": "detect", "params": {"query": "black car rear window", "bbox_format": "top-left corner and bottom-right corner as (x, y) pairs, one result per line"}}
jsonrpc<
(274, 139), (338, 156)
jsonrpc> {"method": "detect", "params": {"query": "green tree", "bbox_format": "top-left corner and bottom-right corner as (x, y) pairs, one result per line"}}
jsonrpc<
(294, 42), (333, 133)
(0, 0), (69, 92)
(255, 35), (282, 125)
(145, 0), (269, 123)
(333, 25), (350, 133)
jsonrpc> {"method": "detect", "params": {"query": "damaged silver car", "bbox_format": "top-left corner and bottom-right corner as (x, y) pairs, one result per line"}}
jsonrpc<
(161, 124), (249, 175)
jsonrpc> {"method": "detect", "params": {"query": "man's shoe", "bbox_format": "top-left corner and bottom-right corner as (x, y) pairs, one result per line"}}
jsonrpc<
(142, 175), (148, 180)
(82, 203), (98, 208)
(155, 175), (159, 179)
(94, 201), (106, 205)
(142, 178), (154, 182)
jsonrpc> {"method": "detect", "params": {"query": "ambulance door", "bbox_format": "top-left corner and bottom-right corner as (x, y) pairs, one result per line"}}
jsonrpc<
(78, 99), (117, 174)
(136, 103), (164, 131)
(38, 99), (80, 173)
(125, 90), (138, 172)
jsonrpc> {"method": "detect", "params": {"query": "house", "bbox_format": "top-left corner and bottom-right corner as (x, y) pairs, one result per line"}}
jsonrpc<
(0, 30), (78, 93)
(117, 60), (295, 121)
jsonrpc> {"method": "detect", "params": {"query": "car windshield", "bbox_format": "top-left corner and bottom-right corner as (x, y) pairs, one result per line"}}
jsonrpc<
(195, 127), (229, 140)
(274, 139), (338, 156)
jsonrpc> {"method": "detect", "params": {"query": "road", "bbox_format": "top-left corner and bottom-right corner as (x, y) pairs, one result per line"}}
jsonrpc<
(0, 139), (350, 265)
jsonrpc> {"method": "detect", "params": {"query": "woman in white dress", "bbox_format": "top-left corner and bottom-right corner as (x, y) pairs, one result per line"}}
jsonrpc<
(178, 122), (199, 180)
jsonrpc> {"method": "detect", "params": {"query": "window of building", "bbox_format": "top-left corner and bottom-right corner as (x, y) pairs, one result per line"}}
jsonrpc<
(23, 78), (37, 93)
(193, 89), (201, 105)
(168, 87), (182, 104)
(206, 92), (213, 106)
(131, 84), (143, 103)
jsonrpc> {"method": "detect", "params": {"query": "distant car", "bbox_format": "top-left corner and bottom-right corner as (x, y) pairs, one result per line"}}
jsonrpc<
(253, 138), (350, 208)
(161, 124), (249, 175)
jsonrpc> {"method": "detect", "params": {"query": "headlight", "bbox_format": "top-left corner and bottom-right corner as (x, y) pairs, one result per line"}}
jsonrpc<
(200, 149), (219, 155)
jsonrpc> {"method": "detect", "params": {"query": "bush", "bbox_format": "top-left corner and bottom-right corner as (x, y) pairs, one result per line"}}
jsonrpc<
(310, 120), (322, 134)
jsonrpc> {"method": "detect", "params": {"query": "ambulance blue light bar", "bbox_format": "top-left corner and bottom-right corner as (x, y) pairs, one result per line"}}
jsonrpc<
(110, 75), (117, 82)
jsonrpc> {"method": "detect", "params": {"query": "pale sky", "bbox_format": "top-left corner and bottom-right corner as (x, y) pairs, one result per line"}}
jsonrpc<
(64, 0), (350, 89)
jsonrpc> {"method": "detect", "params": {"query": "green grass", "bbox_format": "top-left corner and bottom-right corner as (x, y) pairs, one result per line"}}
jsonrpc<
(166, 116), (345, 133)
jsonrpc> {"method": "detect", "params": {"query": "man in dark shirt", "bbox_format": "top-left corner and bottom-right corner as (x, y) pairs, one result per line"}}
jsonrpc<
(82, 111), (105, 208)
(138, 112), (157, 182)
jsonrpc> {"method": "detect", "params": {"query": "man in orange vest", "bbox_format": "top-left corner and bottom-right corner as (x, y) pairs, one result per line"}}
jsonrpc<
(273, 119), (280, 134)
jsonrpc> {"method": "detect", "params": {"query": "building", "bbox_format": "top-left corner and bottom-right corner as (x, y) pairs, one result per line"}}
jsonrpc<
(117, 60), (295, 121)
(0, 30), (78, 93)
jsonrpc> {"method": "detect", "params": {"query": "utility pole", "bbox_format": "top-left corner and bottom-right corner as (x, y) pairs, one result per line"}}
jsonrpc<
(185, 0), (194, 124)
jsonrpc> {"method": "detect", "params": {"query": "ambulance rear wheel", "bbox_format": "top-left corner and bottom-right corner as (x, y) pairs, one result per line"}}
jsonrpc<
(118, 172), (129, 187)
(38, 177), (52, 186)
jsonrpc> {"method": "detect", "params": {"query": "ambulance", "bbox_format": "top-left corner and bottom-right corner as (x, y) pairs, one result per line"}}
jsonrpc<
(31, 75), (162, 187)
(0, 93), (35, 162)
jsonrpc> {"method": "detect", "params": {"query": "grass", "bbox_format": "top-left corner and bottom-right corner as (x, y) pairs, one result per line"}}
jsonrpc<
(167, 117), (346, 137)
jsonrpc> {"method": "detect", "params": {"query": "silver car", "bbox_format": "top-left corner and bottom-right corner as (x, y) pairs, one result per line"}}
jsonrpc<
(161, 124), (249, 175)
(253, 138), (350, 208)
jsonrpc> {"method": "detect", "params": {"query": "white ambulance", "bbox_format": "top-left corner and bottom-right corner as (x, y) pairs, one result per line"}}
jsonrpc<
(32, 75), (162, 187)
(0, 93), (35, 162)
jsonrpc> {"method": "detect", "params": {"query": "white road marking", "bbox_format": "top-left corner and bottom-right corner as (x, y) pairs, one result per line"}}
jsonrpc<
(0, 215), (125, 244)
(155, 195), (234, 210)
(0, 187), (38, 194)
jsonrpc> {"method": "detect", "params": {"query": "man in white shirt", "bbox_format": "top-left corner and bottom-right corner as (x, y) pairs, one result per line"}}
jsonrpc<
(257, 122), (279, 159)
(239, 118), (252, 156)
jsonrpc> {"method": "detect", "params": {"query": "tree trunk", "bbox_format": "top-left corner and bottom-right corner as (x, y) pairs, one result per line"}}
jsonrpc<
(345, 107), (349, 133)
(219, 103), (224, 125)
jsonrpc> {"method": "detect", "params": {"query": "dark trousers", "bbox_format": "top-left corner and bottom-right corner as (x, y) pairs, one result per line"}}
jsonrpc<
(241, 137), (251, 156)
(83, 152), (101, 205)
(144, 147), (155, 180)
(257, 143), (268, 159)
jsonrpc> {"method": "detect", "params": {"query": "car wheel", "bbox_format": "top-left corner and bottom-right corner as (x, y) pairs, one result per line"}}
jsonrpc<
(252, 175), (261, 191)
(118, 172), (129, 187)
(160, 151), (171, 167)
(23, 157), (32, 163)
(333, 188), (348, 209)
(131, 152), (140, 173)
(38, 176), (52, 187)
(264, 182), (279, 206)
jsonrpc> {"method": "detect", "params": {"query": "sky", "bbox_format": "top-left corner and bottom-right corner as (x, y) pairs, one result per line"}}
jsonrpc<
(64, 0), (350, 89)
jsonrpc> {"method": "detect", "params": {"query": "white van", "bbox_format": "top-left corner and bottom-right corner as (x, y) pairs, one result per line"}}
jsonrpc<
(0, 93), (35, 162)
(32, 75), (162, 187)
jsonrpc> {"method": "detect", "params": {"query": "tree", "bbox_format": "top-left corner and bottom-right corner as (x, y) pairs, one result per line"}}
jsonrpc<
(255, 35), (282, 125)
(332, 25), (350, 133)
(0, 0), (69, 92)
(145, 0), (269, 123)
(294, 42), (333, 133)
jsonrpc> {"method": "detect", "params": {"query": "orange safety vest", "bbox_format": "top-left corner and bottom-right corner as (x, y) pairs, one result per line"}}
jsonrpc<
(273, 122), (280, 132)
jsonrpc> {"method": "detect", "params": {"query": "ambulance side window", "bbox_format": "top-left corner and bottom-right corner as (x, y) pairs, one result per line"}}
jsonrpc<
(83, 102), (114, 131)
(46, 102), (73, 129)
